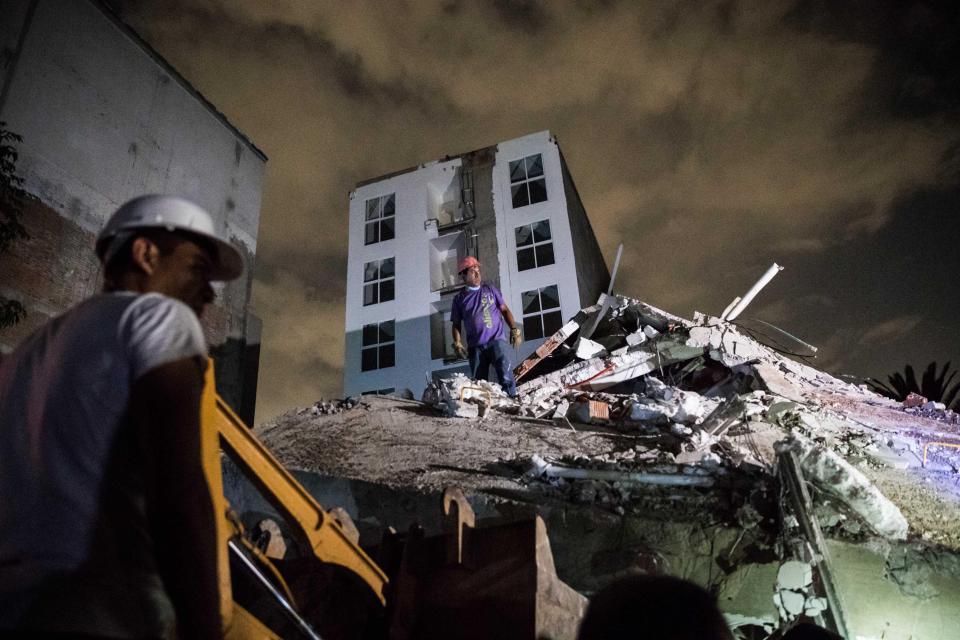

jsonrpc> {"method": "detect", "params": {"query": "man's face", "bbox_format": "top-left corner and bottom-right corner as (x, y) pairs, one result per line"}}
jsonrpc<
(146, 237), (216, 317)
(461, 265), (481, 287)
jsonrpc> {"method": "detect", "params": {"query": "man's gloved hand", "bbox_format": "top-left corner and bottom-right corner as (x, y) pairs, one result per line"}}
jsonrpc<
(509, 327), (522, 348)
(453, 341), (468, 360)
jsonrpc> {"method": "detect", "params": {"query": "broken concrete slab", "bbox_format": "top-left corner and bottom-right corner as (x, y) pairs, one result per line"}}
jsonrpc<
(785, 435), (909, 540)
(575, 337), (606, 360)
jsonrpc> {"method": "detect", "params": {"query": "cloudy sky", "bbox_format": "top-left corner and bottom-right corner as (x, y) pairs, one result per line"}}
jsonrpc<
(112, 0), (960, 424)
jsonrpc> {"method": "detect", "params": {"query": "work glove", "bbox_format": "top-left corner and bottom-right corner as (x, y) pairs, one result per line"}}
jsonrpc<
(509, 327), (523, 348)
(453, 341), (468, 360)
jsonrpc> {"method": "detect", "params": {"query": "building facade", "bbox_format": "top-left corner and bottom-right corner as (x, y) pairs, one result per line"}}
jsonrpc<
(0, 0), (265, 423)
(344, 131), (608, 398)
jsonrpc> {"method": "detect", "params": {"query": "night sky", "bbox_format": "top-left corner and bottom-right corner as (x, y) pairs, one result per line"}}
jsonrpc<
(111, 1), (960, 424)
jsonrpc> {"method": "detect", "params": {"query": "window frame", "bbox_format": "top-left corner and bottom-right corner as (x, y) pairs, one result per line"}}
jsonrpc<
(508, 153), (547, 209)
(360, 320), (396, 371)
(362, 257), (396, 306)
(514, 219), (555, 272)
(520, 285), (562, 341)
(364, 193), (396, 245)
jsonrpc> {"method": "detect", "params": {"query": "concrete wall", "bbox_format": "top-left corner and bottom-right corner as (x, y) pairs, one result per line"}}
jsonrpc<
(559, 151), (610, 309)
(344, 131), (608, 398)
(465, 145), (501, 290)
(0, 0), (265, 415)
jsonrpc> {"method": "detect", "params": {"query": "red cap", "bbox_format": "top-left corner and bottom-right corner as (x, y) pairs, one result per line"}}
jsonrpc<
(457, 256), (480, 274)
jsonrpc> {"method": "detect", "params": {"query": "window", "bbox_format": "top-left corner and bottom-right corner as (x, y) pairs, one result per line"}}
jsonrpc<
(515, 220), (554, 271)
(521, 285), (562, 341)
(429, 232), (467, 291)
(509, 154), (547, 208)
(362, 388), (395, 396)
(361, 320), (395, 371)
(429, 297), (460, 360)
(363, 257), (395, 306)
(364, 194), (395, 245)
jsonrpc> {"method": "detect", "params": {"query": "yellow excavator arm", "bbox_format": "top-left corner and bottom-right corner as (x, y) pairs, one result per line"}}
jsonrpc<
(199, 361), (388, 636)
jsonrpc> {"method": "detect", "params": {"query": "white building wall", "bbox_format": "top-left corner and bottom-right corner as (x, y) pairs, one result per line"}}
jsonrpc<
(0, 0), (264, 251)
(492, 132), (583, 363)
(345, 158), (465, 396)
(344, 131), (597, 398)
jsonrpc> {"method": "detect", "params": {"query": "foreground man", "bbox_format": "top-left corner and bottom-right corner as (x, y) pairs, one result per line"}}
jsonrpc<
(450, 256), (522, 397)
(0, 195), (243, 639)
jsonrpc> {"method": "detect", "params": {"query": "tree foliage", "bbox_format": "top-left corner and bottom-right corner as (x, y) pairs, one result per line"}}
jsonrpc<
(868, 361), (960, 410)
(0, 121), (29, 329)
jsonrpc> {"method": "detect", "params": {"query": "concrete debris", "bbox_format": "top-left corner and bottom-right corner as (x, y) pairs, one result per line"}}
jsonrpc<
(773, 560), (831, 623)
(777, 560), (813, 590)
(785, 435), (909, 540)
(575, 337), (607, 360)
(308, 397), (361, 416)
(415, 291), (938, 547)
(256, 284), (960, 637)
(435, 373), (515, 418)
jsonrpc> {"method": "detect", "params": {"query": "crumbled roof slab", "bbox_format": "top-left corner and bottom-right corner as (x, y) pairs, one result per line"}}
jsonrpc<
(256, 293), (960, 638)
(260, 293), (960, 548)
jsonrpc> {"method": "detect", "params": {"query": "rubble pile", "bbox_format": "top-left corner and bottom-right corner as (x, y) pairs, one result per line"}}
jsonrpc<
(252, 290), (960, 639)
(421, 293), (958, 543)
(301, 397), (364, 416)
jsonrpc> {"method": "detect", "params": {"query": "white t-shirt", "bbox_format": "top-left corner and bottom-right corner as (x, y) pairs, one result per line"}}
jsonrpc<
(0, 292), (207, 636)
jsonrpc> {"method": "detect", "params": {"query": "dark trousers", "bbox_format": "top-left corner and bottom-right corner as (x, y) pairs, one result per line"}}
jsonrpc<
(468, 339), (517, 397)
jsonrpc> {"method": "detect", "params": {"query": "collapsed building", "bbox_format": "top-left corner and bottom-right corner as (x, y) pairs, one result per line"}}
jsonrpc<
(246, 286), (960, 639)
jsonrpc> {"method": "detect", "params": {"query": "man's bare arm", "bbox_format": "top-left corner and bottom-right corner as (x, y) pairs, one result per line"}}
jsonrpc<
(131, 357), (222, 640)
(500, 304), (517, 331)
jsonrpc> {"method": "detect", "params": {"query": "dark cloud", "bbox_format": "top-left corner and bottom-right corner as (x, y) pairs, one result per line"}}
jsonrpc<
(487, 0), (553, 33)
(785, 0), (960, 121)
(111, 0), (960, 423)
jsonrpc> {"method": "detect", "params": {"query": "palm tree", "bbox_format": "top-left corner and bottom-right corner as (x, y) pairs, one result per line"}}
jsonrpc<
(868, 361), (960, 410)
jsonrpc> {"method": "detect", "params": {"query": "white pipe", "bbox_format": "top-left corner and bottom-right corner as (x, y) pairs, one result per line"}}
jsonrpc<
(719, 296), (741, 321)
(725, 263), (784, 322)
(530, 455), (714, 487)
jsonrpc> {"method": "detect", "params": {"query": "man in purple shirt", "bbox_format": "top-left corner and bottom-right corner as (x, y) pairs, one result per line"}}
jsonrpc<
(451, 256), (522, 397)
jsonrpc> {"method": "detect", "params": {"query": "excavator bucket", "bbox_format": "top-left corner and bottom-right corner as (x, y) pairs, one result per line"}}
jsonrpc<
(201, 362), (584, 639)
(382, 488), (587, 640)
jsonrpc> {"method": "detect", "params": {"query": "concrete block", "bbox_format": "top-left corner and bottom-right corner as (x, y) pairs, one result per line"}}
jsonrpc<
(575, 338), (606, 360)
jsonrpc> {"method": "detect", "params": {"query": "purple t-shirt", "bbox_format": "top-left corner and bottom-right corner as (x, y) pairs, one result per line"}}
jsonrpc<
(451, 282), (506, 347)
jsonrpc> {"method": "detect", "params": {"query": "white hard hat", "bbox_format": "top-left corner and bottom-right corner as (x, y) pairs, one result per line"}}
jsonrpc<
(96, 194), (244, 281)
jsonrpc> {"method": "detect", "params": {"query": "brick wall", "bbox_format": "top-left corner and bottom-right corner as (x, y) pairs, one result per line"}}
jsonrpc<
(1, 197), (257, 419)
